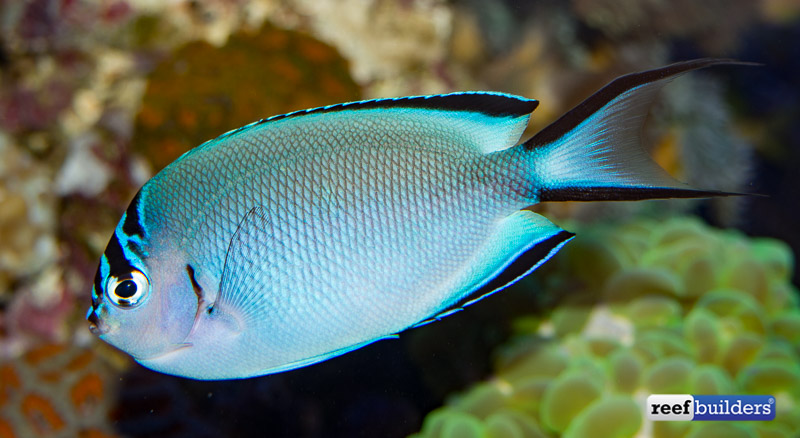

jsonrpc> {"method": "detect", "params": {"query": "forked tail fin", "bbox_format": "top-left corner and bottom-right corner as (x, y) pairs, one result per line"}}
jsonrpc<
(525, 59), (754, 202)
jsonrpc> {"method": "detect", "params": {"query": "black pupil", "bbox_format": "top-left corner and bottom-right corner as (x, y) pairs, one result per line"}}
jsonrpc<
(115, 279), (138, 299)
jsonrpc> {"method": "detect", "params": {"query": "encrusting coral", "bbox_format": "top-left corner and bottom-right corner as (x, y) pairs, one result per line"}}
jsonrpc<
(0, 343), (121, 438)
(411, 217), (799, 438)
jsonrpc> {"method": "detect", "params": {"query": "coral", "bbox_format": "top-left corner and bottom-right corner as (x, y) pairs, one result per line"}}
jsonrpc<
(132, 23), (360, 172)
(280, 0), (452, 91)
(0, 342), (124, 438)
(0, 2), (148, 359)
(0, 133), (58, 301)
(411, 217), (799, 438)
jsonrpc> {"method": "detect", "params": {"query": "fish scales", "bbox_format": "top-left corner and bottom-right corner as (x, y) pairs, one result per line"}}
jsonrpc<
(152, 112), (519, 263)
(146, 111), (527, 368)
(88, 59), (749, 379)
(151, 110), (522, 293)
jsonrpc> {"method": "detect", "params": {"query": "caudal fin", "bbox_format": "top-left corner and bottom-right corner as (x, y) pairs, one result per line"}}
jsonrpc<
(525, 59), (754, 202)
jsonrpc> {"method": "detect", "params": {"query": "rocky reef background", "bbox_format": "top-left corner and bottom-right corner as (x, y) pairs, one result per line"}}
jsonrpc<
(0, 0), (798, 437)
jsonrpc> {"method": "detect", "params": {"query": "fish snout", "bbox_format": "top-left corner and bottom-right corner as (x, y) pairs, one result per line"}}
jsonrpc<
(87, 309), (109, 335)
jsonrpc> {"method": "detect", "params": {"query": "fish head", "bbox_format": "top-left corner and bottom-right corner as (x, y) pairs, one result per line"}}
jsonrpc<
(87, 208), (197, 362)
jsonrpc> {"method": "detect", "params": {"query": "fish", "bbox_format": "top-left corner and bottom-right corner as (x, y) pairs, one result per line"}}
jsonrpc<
(87, 59), (746, 380)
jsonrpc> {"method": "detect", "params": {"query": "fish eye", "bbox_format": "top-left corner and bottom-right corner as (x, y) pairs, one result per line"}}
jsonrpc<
(106, 269), (150, 308)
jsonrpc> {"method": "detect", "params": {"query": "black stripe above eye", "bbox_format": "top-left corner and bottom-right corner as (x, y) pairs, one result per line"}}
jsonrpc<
(104, 233), (136, 278)
(92, 265), (103, 308)
(122, 189), (145, 238)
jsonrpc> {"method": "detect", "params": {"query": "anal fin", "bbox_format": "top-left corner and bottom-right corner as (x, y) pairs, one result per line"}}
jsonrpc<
(414, 210), (574, 328)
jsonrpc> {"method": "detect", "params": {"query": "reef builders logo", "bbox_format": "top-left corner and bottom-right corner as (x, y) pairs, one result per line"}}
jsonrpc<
(646, 394), (775, 421)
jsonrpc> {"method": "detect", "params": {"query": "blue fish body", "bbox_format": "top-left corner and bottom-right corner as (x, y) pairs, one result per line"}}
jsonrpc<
(88, 59), (740, 380)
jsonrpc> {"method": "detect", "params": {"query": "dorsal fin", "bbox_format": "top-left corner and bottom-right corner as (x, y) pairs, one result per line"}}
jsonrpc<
(212, 92), (539, 154)
(264, 92), (538, 122)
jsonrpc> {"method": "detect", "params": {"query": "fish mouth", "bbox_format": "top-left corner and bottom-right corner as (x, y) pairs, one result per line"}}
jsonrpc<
(87, 309), (109, 335)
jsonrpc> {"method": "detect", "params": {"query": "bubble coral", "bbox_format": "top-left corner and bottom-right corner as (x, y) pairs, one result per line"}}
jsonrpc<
(411, 217), (799, 438)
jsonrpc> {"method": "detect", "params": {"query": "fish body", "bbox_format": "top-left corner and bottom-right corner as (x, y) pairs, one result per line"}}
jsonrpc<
(88, 59), (741, 380)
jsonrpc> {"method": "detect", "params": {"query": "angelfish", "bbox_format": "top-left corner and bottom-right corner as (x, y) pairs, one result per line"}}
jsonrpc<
(88, 59), (743, 380)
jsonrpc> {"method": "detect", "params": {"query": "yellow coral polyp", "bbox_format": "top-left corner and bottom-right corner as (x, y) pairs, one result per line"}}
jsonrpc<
(721, 332), (763, 376)
(607, 349), (643, 393)
(683, 307), (722, 363)
(684, 422), (756, 438)
(737, 361), (800, 399)
(689, 364), (735, 395)
(439, 411), (484, 438)
(770, 312), (800, 344)
(540, 372), (602, 433)
(633, 328), (692, 362)
(561, 395), (641, 438)
(680, 255), (718, 298)
(645, 357), (694, 394)
(626, 295), (682, 328)
(495, 344), (569, 384)
(751, 239), (795, 282)
(485, 411), (526, 438)
(603, 268), (682, 304)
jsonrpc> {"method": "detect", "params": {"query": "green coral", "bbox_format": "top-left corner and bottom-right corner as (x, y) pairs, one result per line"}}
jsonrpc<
(411, 217), (799, 438)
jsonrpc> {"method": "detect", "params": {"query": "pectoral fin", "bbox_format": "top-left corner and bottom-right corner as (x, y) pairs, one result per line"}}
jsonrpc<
(214, 206), (277, 328)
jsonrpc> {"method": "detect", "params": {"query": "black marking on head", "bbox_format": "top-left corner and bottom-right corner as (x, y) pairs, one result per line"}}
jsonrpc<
(213, 92), (539, 143)
(538, 186), (743, 202)
(122, 189), (145, 238)
(104, 233), (136, 278)
(526, 59), (744, 149)
(91, 265), (104, 309)
(126, 239), (146, 260)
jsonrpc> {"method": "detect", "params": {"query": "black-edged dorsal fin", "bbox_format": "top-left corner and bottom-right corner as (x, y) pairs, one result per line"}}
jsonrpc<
(265, 92), (539, 123)
(209, 92), (540, 154)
